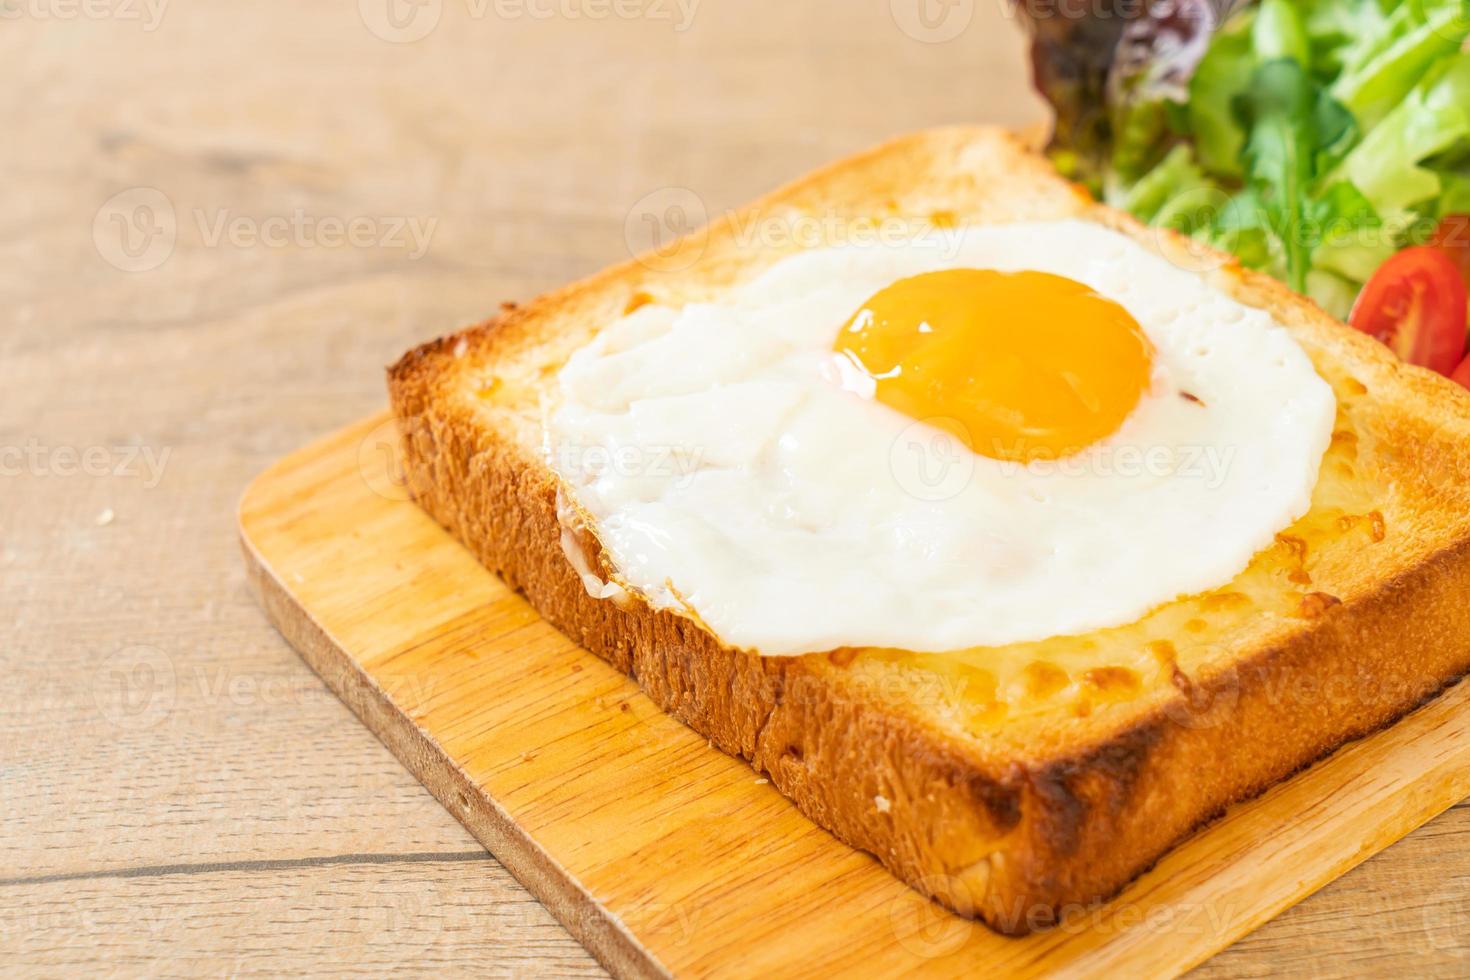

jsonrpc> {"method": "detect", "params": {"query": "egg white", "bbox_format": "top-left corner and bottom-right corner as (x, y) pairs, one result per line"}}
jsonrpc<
(547, 220), (1336, 655)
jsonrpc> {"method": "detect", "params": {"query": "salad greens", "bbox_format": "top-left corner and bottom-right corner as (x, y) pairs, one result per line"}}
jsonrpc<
(1020, 0), (1470, 318)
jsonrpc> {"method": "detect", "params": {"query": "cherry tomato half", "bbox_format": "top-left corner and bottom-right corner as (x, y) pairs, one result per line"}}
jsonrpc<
(1349, 246), (1468, 376)
(1429, 214), (1470, 287)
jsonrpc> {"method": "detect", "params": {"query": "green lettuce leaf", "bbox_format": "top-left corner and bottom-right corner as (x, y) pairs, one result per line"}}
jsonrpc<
(1234, 59), (1357, 291)
(1188, 17), (1255, 177)
(1208, 188), (1278, 273)
(1252, 0), (1310, 65)
(1114, 144), (1210, 222)
(1330, 0), (1470, 130)
(1104, 1), (1224, 186)
(1024, 0), (1470, 311)
(1290, 181), (1384, 291)
(1331, 51), (1470, 213)
(1441, 172), (1470, 216)
(1307, 268), (1363, 319)
(1314, 239), (1398, 281)
(1301, 0), (1391, 76)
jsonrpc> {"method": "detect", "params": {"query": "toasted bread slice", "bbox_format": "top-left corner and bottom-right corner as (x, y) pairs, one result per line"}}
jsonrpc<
(388, 127), (1470, 933)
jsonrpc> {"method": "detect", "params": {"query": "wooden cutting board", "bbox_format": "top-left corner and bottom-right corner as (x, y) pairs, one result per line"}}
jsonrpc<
(239, 411), (1470, 979)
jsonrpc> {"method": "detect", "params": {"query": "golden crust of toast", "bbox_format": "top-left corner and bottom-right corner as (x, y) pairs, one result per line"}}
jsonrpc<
(388, 127), (1470, 933)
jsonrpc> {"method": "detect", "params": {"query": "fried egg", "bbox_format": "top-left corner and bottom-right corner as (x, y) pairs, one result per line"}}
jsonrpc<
(547, 220), (1336, 655)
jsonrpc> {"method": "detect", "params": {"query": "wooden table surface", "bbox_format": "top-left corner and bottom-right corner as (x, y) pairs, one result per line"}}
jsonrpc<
(4, 1), (1467, 975)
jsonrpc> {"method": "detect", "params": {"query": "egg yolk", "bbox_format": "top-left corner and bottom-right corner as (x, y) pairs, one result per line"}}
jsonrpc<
(834, 269), (1153, 462)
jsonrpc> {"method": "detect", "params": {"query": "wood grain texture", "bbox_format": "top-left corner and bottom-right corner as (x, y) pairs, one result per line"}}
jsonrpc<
(4, 0), (1468, 975)
(238, 414), (1470, 978)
